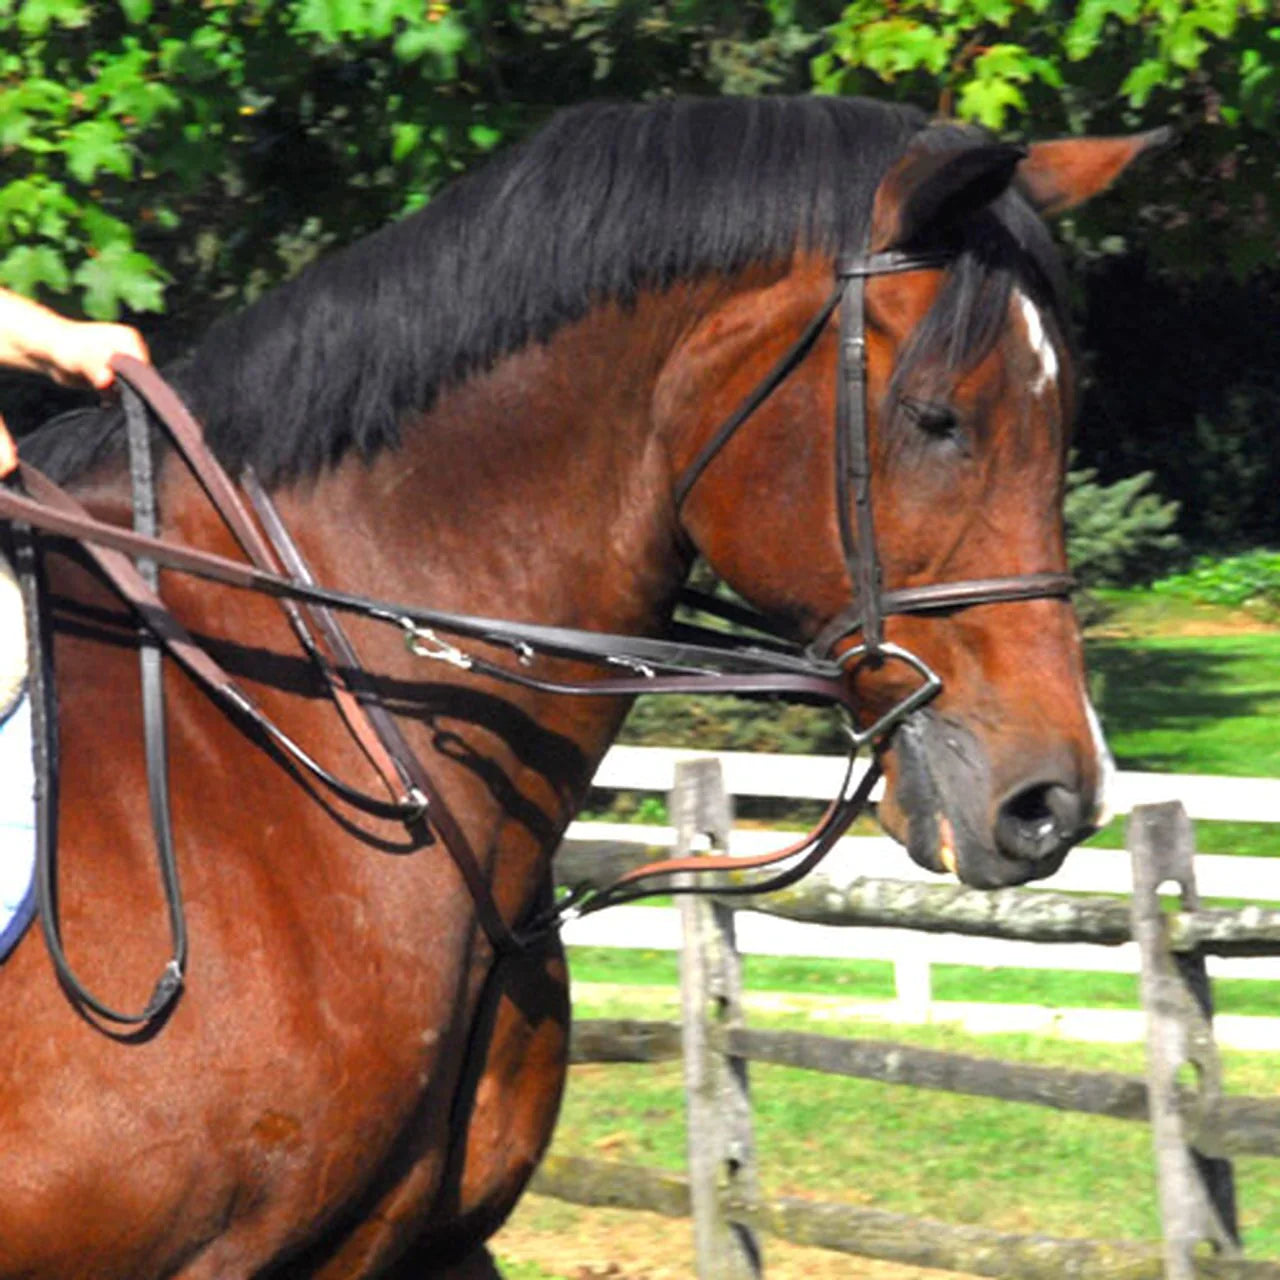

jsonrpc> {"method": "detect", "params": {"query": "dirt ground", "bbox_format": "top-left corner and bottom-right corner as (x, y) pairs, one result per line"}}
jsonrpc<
(492, 1196), (972, 1279)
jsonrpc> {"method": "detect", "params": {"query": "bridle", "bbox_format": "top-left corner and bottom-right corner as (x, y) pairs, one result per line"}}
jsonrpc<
(0, 241), (1073, 1027)
(675, 246), (1073, 722)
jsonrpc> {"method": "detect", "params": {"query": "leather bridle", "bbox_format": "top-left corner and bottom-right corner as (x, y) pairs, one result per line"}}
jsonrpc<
(0, 242), (1074, 1027)
(675, 246), (1073, 722)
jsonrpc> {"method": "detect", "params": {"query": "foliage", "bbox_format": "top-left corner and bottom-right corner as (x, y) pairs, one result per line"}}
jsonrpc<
(1149, 548), (1280, 614)
(816, 0), (1280, 275)
(1063, 463), (1181, 587)
(5, 0), (1280, 335)
(0, 0), (826, 332)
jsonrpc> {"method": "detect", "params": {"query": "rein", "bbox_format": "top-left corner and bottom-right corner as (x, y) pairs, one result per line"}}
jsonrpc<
(1, 247), (1074, 1026)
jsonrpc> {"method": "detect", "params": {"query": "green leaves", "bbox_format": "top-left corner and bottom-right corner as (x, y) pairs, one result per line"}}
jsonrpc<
(14, 0), (88, 36)
(819, 0), (1280, 272)
(64, 119), (132, 183)
(0, 0), (1273, 324)
(0, 244), (70, 296)
(72, 241), (166, 319)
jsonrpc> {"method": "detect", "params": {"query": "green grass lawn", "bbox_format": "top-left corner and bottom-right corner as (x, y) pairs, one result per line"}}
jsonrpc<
(1088, 631), (1280, 777)
(566, 945), (1280, 1018)
(552, 996), (1280, 1259)
(1085, 627), (1280, 858)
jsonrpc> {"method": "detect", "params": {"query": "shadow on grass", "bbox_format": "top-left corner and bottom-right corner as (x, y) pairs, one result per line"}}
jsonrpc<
(1087, 641), (1277, 769)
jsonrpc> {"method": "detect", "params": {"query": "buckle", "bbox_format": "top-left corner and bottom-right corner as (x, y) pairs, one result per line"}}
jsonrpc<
(400, 620), (474, 670)
(836, 641), (942, 746)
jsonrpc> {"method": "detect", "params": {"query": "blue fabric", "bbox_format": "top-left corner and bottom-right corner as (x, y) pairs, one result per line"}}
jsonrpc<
(0, 688), (36, 961)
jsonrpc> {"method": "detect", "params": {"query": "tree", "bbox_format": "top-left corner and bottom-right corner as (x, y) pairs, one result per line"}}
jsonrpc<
(0, 1), (823, 338)
(815, 0), (1280, 275)
(5, 0), (1275, 332)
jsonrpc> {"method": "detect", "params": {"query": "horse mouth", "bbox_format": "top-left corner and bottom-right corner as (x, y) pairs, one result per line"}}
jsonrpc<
(879, 711), (1095, 889)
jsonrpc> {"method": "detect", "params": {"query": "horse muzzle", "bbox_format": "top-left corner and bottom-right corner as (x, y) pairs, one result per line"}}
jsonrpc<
(879, 709), (1098, 889)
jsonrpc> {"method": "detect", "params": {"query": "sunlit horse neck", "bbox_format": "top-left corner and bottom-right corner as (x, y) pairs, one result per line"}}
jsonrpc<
(6, 96), (1164, 1279)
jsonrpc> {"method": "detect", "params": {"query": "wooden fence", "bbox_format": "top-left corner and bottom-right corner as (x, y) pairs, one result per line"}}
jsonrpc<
(535, 755), (1280, 1280)
(561, 745), (1280, 1029)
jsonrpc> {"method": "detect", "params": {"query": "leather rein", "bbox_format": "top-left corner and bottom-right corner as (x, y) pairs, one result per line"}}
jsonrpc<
(0, 246), (1072, 1027)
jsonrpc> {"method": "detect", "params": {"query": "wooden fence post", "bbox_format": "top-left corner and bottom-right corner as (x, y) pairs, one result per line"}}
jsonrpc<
(1129, 801), (1240, 1279)
(675, 758), (762, 1280)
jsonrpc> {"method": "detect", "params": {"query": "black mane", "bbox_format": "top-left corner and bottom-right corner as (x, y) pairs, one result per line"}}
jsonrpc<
(25, 96), (1066, 486)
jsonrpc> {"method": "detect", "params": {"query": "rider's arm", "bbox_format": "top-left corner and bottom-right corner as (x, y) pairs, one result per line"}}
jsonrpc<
(0, 288), (149, 390)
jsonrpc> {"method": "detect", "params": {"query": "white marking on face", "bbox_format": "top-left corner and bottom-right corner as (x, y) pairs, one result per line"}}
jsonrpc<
(1084, 698), (1116, 828)
(1014, 290), (1059, 398)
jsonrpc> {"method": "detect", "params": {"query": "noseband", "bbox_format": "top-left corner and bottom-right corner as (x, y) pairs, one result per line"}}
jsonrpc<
(674, 246), (1074, 745)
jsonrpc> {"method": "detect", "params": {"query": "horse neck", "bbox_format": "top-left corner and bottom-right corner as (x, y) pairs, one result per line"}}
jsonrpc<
(287, 289), (717, 646)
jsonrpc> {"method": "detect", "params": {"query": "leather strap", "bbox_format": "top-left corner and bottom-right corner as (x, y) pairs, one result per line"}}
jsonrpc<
(807, 571), (1076, 662)
(0, 475), (852, 693)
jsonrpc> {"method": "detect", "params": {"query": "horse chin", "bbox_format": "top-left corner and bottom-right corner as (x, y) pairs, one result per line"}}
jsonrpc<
(878, 711), (1081, 889)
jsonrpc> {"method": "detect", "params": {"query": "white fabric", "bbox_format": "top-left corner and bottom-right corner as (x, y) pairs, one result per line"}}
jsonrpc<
(0, 690), (35, 932)
(0, 553), (26, 720)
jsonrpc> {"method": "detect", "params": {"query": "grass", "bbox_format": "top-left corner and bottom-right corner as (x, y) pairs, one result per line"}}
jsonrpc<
(1088, 632), (1280, 778)
(547, 996), (1280, 1259)
(566, 945), (1280, 1018)
(1086, 609), (1280, 858)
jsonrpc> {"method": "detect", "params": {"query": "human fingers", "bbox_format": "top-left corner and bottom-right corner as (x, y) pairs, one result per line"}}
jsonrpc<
(81, 323), (151, 390)
(0, 415), (17, 478)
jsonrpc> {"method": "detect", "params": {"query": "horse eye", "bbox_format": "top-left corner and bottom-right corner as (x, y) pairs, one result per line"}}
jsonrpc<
(901, 397), (958, 439)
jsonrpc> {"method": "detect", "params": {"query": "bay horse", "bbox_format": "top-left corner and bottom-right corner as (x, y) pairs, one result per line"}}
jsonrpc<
(1, 96), (1161, 1278)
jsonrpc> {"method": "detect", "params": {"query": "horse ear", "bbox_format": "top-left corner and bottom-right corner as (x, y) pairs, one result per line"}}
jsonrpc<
(870, 140), (1026, 252)
(1015, 127), (1173, 216)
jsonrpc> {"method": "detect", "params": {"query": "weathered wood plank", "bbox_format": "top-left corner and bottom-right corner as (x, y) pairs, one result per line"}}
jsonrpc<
(723, 1026), (1149, 1118)
(529, 1157), (1280, 1278)
(746, 1195), (1280, 1279)
(530, 1154), (689, 1218)
(554, 840), (663, 887)
(720, 877), (1280, 956)
(1131, 803), (1240, 1276)
(568, 1018), (682, 1063)
(568, 1019), (1280, 1156)
(675, 758), (762, 1280)
(554, 843), (1280, 955)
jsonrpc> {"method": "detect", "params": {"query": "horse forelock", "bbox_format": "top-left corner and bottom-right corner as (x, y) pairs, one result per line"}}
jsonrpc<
(29, 98), (1065, 489)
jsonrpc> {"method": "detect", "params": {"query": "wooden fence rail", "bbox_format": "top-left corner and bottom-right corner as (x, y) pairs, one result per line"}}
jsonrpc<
(567, 1018), (1280, 1158)
(530, 1156), (1280, 1280)
(539, 760), (1280, 1279)
(556, 844), (1280, 952)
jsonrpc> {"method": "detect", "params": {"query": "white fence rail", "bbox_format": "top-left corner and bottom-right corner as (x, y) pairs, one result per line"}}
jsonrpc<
(590, 743), (1280, 824)
(565, 747), (1280, 1024)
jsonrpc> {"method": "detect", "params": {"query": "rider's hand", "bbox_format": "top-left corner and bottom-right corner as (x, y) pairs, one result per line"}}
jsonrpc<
(36, 320), (150, 392)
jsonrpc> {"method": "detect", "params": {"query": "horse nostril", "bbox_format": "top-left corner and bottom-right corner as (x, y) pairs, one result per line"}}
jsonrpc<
(995, 782), (1084, 862)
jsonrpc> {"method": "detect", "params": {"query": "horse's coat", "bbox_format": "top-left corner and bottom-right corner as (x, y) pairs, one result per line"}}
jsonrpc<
(1, 96), (1164, 1277)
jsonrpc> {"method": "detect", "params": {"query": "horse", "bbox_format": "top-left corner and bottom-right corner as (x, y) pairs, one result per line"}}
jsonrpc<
(0, 95), (1162, 1278)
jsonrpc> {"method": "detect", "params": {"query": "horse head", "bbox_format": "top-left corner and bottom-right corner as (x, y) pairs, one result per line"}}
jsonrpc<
(669, 123), (1165, 888)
